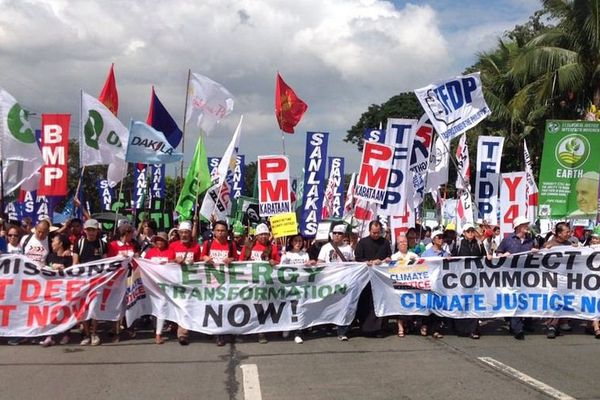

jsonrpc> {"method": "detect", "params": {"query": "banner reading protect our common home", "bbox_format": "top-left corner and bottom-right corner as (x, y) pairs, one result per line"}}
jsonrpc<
(132, 260), (370, 334)
(0, 255), (129, 337)
(371, 248), (600, 319)
(538, 120), (600, 219)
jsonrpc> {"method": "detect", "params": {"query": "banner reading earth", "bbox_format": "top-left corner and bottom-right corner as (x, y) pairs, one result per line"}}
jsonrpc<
(538, 120), (600, 219)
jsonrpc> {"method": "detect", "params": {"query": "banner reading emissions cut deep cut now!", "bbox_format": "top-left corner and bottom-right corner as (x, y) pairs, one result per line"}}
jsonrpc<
(371, 248), (600, 319)
(132, 260), (370, 334)
(0, 255), (129, 337)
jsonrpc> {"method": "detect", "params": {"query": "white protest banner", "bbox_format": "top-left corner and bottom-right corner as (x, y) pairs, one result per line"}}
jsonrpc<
(408, 114), (434, 209)
(414, 72), (491, 142)
(523, 140), (539, 223)
(380, 119), (416, 216)
(300, 132), (329, 237)
(371, 248), (600, 319)
(133, 260), (370, 334)
(455, 134), (474, 232)
(475, 136), (504, 225)
(425, 134), (449, 203)
(0, 255), (129, 337)
(258, 155), (291, 216)
(355, 141), (394, 204)
(499, 172), (528, 238)
(321, 156), (344, 219)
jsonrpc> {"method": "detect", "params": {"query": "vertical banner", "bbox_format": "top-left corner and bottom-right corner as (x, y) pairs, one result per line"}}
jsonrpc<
(475, 136), (504, 225)
(38, 114), (70, 196)
(20, 190), (36, 222)
(523, 140), (539, 223)
(414, 72), (491, 142)
(97, 179), (114, 212)
(321, 157), (345, 219)
(499, 172), (527, 237)
(455, 134), (474, 232)
(425, 134), (450, 203)
(207, 157), (221, 181)
(258, 155), (291, 217)
(538, 120), (600, 220)
(4, 201), (21, 221)
(299, 132), (329, 237)
(380, 118), (416, 216)
(408, 114), (434, 209)
(232, 155), (245, 199)
(355, 141), (394, 205)
(363, 127), (386, 143)
(133, 164), (148, 210)
(150, 164), (166, 200)
(35, 194), (53, 223)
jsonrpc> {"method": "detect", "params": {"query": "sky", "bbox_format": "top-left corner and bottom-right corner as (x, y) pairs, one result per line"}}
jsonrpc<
(0, 0), (541, 178)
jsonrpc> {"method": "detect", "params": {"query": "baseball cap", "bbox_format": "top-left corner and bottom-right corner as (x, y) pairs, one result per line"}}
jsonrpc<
(178, 221), (192, 232)
(83, 219), (99, 230)
(462, 223), (476, 232)
(332, 224), (346, 234)
(431, 230), (444, 239)
(255, 223), (270, 235)
(445, 223), (456, 231)
(512, 216), (529, 230)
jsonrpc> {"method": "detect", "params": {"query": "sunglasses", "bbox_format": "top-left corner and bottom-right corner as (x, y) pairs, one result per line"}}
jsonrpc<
(7, 234), (18, 237)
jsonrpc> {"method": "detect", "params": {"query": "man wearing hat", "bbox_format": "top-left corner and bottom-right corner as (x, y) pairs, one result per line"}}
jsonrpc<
(421, 230), (448, 257)
(496, 216), (539, 340)
(317, 224), (354, 263)
(239, 223), (280, 265)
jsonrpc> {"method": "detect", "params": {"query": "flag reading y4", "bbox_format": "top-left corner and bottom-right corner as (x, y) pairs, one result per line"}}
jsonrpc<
(539, 120), (600, 220)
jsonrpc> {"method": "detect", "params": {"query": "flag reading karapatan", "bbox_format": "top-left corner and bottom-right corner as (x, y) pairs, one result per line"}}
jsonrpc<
(415, 72), (490, 142)
(0, 88), (44, 196)
(275, 73), (308, 134)
(186, 72), (234, 134)
(80, 91), (129, 186)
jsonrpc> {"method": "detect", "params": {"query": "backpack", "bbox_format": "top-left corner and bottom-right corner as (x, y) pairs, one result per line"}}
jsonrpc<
(204, 239), (236, 259)
(21, 233), (34, 252)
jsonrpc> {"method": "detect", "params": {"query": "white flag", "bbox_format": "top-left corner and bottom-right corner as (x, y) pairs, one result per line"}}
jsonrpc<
(186, 72), (234, 134)
(80, 92), (129, 186)
(524, 139), (539, 223)
(0, 88), (43, 195)
(425, 135), (449, 203)
(455, 134), (474, 232)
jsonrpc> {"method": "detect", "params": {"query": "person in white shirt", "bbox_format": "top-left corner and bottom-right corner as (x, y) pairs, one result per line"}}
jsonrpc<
(21, 219), (51, 265)
(390, 234), (418, 337)
(6, 226), (23, 254)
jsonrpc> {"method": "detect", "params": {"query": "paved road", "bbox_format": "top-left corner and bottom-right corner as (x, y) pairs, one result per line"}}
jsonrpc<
(1, 320), (599, 400)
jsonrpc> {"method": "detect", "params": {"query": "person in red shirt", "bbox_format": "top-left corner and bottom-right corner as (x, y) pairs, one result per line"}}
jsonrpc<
(107, 224), (140, 257)
(168, 221), (201, 345)
(144, 232), (174, 344)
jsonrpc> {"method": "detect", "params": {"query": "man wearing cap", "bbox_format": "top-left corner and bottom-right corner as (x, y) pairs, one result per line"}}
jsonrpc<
(451, 223), (485, 339)
(496, 216), (539, 340)
(421, 230), (448, 257)
(169, 221), (202, 345)
(317, 224), (354, 263)
(73, 219), (107, 346)
(239, 223), (280, 265)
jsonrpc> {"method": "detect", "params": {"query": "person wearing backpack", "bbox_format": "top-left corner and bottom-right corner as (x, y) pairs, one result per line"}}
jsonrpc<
(451, 223), (485, 339)
(20, 219), (51, 266)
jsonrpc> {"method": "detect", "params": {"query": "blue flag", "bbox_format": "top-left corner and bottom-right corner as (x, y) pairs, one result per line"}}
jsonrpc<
(126, 120), (183, 164)
(148, 87), (183, 148)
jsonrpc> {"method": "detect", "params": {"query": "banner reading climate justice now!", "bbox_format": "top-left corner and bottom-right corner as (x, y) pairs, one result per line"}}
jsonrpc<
(371, 248), (600, 319)
(0, 255), (129, 337)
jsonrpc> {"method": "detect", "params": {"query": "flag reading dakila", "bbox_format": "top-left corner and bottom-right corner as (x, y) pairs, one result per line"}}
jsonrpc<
(0, 88), (44, 195)
(186, 72), (234, 135)
(126, 120), (183, 164)
(80, 91), (129, 187)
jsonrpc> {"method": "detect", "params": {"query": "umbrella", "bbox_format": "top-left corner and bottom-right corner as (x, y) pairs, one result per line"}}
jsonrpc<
(91, 212), (130, 222)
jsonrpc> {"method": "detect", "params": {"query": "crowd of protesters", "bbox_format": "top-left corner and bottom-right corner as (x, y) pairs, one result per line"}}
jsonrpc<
(0, 212), (599, 348)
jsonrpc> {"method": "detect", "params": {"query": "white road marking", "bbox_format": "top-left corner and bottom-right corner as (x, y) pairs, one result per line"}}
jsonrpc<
(241, 364), (263, 400)
(478, 357), (576, 400)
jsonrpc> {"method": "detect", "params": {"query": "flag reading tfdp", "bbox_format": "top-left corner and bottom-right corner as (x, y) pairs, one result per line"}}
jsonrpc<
(475, 136), (504, 225)
(415, 72), (490, 142)
(300, 132), (329, 237)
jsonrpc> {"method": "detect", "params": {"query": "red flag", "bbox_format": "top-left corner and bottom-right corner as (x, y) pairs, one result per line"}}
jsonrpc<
(98, 64), (119, 116)
(275, 73), (307, 134)
(38, 114), (70, 196)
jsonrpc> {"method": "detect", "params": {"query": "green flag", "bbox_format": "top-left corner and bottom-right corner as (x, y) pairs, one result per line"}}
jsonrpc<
(175, 134), (211, 220)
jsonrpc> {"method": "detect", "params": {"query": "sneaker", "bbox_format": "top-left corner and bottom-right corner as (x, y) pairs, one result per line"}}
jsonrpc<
(178, 336), (189, 346)
(91, 334), (101, 346)
(258, 333), (268, 344)
(7, 338), (23, 346)
(281, 331), (290, 339)
(59, 335), (70, 345)
(216, 336), (226, 347)
(40, 337), (54, 347)
(559, 323), (572, 332)
(80, 337), (91, 346)
(547, 327), (557, 339)
(294, 335), (303, 344)
(338, 335), (349, 341)
(514, 331), (525, 340)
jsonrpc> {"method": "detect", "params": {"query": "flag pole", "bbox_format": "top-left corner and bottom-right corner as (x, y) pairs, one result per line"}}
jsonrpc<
(280, 130), (287, 155)
(75, 89), (86, 216)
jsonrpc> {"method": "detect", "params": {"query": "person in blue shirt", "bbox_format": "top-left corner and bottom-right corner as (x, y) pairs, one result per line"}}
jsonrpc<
(420, 229), (447, 338)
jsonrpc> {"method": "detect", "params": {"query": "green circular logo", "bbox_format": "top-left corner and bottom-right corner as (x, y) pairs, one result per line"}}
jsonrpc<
(7, 103), (35, 143)
(555, 134), (590, 169)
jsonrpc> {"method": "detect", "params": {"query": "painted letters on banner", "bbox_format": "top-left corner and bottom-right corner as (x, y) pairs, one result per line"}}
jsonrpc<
(475, 136), (504, 225)
(0, 255), (129, 337)
(132, 260), (370, 334)
(321, 157), (344, 219)
(414, 72), (491, 142)
(232, 155), (245, 199)
(455, 134), (474, 232)
(380, 119), (416, 216)
(523, 140), (539, 223)
(408, 114), (434, 208)
(97, 179), (114, 211)
(300, 132), (329, 237)
(150, 164), (165, 200)
(39, 114), (70, 196)
(355, 141), (395, 205)
(362, 127), (385, 143)
(207, 157), (221, 181)
(258, 155), (291, 217)
(371, 249), (600, 319)
(499, 172), (527, 237)
(538, 120), (600, 220)
(133, 165), (148, 210)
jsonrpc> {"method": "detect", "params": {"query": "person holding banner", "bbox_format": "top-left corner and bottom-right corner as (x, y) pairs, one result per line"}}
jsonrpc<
(588, 227), (600, 339)
(496, 216), (539, 340)
(420, 230), (447, 339)
(169, 221), (202, 345)
(390, 234), (418, 337)
(5, 226), (23, 254)
(20, 219), (51, 266)
(354, 220), (391, 337)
